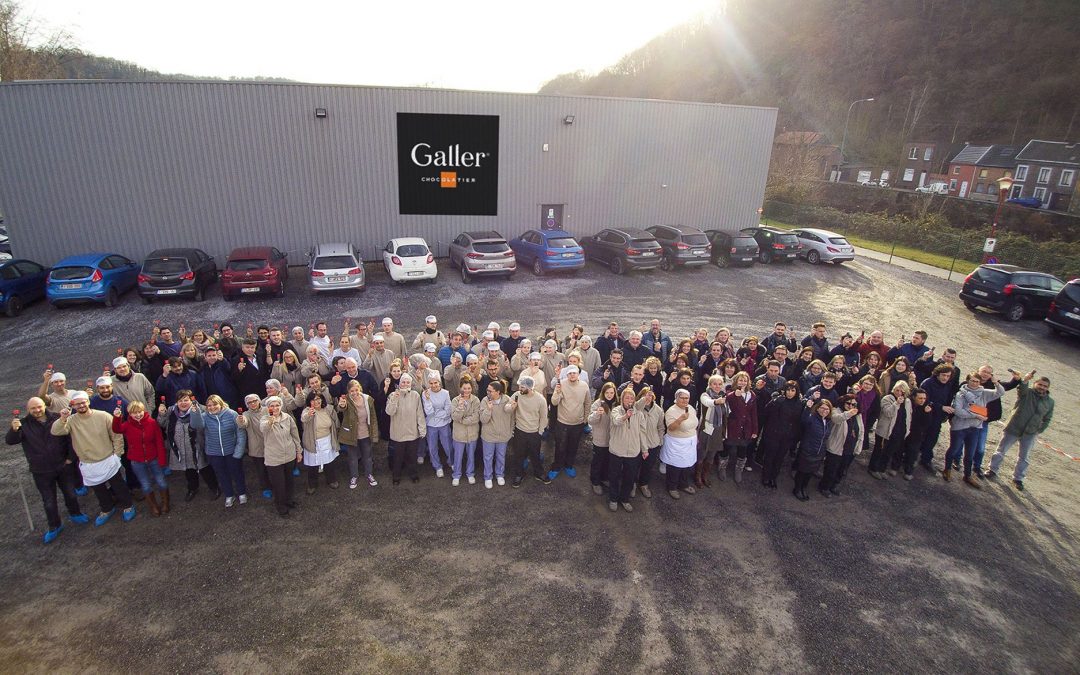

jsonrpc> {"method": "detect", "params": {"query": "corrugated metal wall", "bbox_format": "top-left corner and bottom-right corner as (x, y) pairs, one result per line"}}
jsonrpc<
(0, 81), (777, 264)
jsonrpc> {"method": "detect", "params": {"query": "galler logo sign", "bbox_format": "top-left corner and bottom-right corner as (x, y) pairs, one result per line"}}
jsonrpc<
(397, 113), (499, 214)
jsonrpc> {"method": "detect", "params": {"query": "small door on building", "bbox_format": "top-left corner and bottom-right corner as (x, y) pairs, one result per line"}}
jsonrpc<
(959, 181), (969, 198)
(541, 204), (564, 231)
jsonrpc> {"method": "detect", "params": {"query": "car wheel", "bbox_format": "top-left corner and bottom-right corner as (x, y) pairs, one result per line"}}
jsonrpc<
(963, 301), (978, 311)
(1004, 301), (1026, 322)
(806, 250), (821, 264)
(506, 271), (515, 280)
(460, 265), (471, 284)
(4, 295), (22, 317)
(427, 277), (436, 285)
(758, 251), (772, 264)
(141, 295), (153, 305)
(611, 257), (624, 275)
(532, 258), (544, 276)
(105, 287), (119, 307)
(660, 255), (673, 271)
(715, 255), (729, 269)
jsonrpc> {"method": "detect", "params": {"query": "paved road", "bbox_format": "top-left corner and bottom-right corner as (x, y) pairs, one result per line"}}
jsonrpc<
(0, 256), (1076, 673)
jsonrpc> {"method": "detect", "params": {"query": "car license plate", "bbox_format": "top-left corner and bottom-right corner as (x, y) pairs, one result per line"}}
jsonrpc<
(693, 249), (705, 255)
(641, 252), (655, 257)
(739, 257), (753, 262)
(1066, 311), (1080, 320)
(328, 276), (346, 283)
(972, 290), (988, 297)
(562, 253), (574, 258)
(407, 271), (424, 277)
(60, 283), (80, 289)
(241, 287), (260, 293)
(157, 289), (178, 295)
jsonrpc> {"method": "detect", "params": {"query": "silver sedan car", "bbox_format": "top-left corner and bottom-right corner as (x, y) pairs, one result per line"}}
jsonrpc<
(790, 228), (856, 264)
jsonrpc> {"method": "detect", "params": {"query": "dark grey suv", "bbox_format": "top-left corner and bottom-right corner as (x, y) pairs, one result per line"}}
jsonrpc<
(138, 248), (217, 303)
(645, 225), (712, 269)
(580, 228), (663, 275)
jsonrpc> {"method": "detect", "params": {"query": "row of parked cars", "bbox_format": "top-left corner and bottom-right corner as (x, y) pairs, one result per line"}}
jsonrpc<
(0, 225), (854, 316)
(959, 263), (1080, 336)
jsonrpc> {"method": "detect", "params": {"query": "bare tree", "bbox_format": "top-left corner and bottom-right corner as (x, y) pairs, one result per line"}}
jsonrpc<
(0, 0), (74, 81)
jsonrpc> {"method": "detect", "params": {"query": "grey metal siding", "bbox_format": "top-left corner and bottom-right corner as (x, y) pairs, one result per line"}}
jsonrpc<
(0, 81), (777, 264)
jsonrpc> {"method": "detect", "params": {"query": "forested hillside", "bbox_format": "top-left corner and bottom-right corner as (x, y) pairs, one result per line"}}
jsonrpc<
(540, 0), (1080, 165)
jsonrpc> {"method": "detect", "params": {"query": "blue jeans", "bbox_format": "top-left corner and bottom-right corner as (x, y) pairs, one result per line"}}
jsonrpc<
(129, 460), (168, 493)
(451, 439), (477, 479)
(972, 422), (990, 472)
(426, 424), (452, 470)
(990, 432), (1037, 481)
(206, 454), (248, 498)
(944, 426), (981, 478)
(482, 440), (508, 480)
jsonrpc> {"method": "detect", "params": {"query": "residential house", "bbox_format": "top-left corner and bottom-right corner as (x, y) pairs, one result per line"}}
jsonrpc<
(1011, 140), (1079, 211)
(771, 131), (843, 182)
(945, 144), (1018, 201)
(895, 141), (937, 189)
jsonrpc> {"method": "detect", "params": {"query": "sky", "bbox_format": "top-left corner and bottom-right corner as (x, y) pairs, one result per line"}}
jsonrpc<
(19, 0), (721, 92)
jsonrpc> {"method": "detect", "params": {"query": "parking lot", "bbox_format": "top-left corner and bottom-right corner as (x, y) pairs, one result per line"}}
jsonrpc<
(0, 255), (1077, 673)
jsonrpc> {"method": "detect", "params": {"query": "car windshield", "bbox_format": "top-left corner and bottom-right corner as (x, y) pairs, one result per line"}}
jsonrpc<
(397, 244), (429, 257)
(973, 267), (1009, 286)
(227, 259), (267, 271)
(828, 237), (850, 246)
(734, 237), (757, 247)
(313, 255), (356, 269)
(630, 238), (658, 248)
(143, 258), (189, 274)
(547, 237), (578, 249)
(473, 241), (509, 253)
(50, 266), (94, 280)
(1062, 283), (1080, 303)
(683, 234), (709, 246)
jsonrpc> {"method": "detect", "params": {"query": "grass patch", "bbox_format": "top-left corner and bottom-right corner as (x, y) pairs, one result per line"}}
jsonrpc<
(760, 218), (981, 272)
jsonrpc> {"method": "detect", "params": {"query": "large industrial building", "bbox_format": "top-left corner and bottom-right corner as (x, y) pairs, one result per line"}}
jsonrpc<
(0, 80), (777, 264)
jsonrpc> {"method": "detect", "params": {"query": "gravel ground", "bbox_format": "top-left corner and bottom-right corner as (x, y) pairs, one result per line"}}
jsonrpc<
(0, 256), (1077, 674)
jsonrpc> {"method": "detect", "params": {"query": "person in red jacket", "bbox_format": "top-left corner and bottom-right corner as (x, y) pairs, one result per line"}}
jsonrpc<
(112, 401), (169, 515)
(720, 372), (759, 483)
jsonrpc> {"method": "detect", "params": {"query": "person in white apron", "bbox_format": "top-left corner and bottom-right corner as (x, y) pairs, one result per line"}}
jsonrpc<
(300, 392), (340, 494)
(50, 391), (136, 526)
(661, 389), (699, 499)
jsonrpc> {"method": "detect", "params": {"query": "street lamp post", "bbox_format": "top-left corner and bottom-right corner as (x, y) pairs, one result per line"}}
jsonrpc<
(984, 172), (1014, 263)
(837, 97), (875, 181)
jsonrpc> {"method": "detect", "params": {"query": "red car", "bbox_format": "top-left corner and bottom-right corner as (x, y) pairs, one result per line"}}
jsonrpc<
(221, 246), (289, 300)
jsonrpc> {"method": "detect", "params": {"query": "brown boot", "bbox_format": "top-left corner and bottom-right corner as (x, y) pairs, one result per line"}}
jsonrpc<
(146, 491), (161, 516)
(160, 489), (171, 514)
(694, 462), (704, 489)
(701, 461), (713, 487)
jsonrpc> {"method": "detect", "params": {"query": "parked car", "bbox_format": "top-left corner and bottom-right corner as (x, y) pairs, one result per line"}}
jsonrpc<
(644, 225), (711, 270)
(580, 228), (663, 275)
(221, 246), (288, 300)
(739, 226), (802, 264)
(703, 230), (758, 267)
(448, 231), (516, 283)
(1044, 279), (1080, 337)
(509, 228), (584, 276)
(47, 252), (139, 308)
(383, 237), (437, 284)
(915, 182), (948, 194)
(790, 228), (856, 264)
(1006, 197), (1042, 209)
(959, 264), (1065, 321)
(308, 243), (365, 293)
(137, 248), (217, 303)
(0, 258), (49, 316)
(0, 225), (10, 255)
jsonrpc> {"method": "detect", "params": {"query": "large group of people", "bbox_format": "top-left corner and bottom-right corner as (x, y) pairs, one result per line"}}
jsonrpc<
(7, 314), (1056, 542)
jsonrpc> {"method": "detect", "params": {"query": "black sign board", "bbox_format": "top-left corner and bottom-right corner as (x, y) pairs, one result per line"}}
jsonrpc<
(396, 113), (499, 216)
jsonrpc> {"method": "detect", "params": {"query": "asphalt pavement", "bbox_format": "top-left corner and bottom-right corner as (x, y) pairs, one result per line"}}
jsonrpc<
(0, 255), (1076, 673)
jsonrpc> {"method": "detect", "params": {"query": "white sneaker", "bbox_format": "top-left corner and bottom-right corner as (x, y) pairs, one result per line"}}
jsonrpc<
(485, 479), (493, 489)
(436, 468), (444, 478)
(452, 478), (460, 487)
(496, 476), (505, 486)
(224, 496), (235, 508)
(349, 477), (358, 489)
(467, 476), (476, 485)
(237, 494), (248, 505)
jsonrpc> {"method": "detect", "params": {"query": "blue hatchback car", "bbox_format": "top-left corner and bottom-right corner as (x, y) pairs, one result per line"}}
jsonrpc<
(47, 252), (140, 308)
(509, 228), (585, 276)
(0, 258), (49, 317)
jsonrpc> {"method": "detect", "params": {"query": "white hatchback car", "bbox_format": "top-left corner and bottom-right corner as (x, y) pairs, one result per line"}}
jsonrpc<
(382, 237), (437, 284)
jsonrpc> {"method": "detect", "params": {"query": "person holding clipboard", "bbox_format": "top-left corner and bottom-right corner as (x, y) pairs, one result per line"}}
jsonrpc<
(942, 372), (1004, 488)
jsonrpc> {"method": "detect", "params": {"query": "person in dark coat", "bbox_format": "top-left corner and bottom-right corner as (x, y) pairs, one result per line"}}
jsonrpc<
(138, 342), (166, 391)
(5, 397), (87, 543)
(918, 365), (957, 471)
(805, 372), (841, 406)
(594, 322), (626, 364)
(892, 388), (932, 479)
(800, 322), (830, 362)
(761, 322), (797, 357)
(231, 339), (268, 401)
(828, 333), (862, 369)
(719, 372), (758, 483)
(794, 398), (832, 501)
(199, 347), (240, 410)
(156, 357), (204, 406)
(758, 382), (803, 488)
(591, 350), (628, 391)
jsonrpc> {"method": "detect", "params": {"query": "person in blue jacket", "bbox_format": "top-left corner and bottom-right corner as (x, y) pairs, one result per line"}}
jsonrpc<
(191, 395), (248, 507)
(199, 347), (239, 410)
(886, 330), (932, 366)
(156, 357), (204, 406)
(794, 398), (832, 501)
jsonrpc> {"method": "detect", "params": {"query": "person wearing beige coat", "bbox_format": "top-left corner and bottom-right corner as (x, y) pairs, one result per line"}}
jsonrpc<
(449, 379), (482, 485)
(608, 385), (648, 511)
(479, 381), (514, 487)
(258, 396), (303, 517)
(300, 392), (340, 493)
(548, 367), (591, 479)
(385, 374), (426, 485)
(588, 382), (618, 494)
